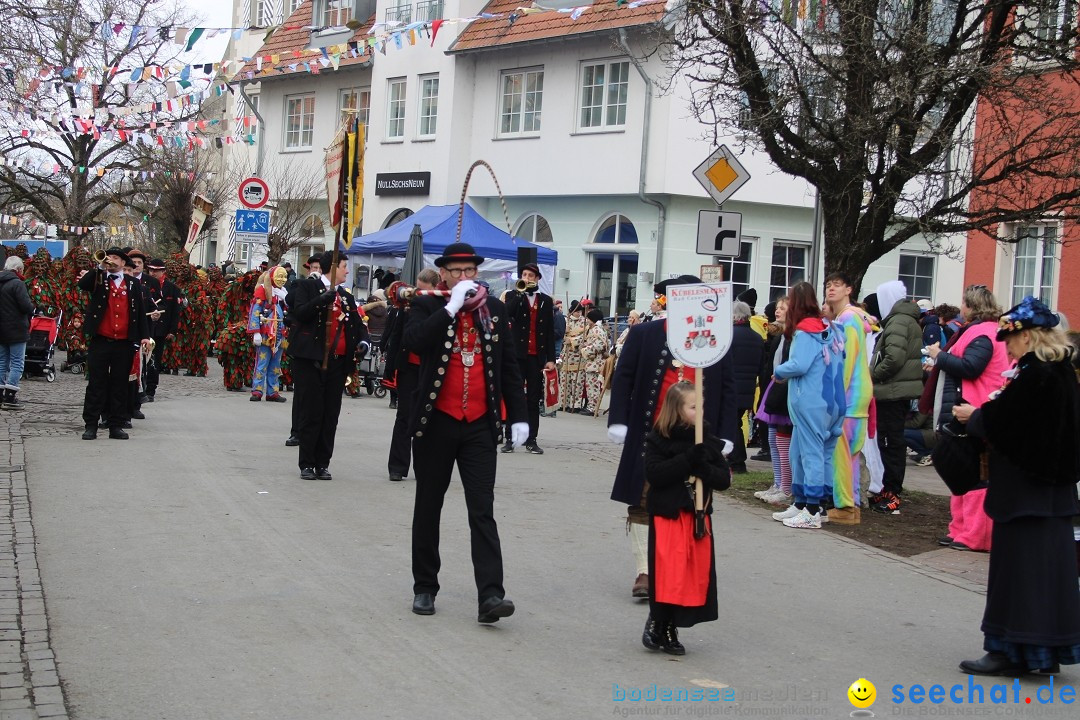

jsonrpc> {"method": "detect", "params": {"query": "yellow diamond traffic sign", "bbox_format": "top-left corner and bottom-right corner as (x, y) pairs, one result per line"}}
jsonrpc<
(693, 145), (751, 206)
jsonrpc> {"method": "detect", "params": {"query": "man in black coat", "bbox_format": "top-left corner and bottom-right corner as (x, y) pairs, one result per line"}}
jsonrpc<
(727, 300), (766, 473)
(144, 258), (181, 402)
(501, 262), (556, 454)
(403, 242), (527, 623)
(78, 247), (151, 440)
(286, 251), (369, 481)
(607, 274), (738, 598)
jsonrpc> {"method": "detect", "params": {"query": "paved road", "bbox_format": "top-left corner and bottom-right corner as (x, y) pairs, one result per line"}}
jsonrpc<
(13, 359), (1078, 719)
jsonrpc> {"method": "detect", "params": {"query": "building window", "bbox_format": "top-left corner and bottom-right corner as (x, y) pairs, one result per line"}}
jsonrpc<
(898, 254), (936, 302)
(255, 0), (274, 26)
(769, 242), (807, 301)
(579, 60), (629, 130)
(716, 238), (755, 298)
(383, 208), (414, 228)
(386, 3), (412, 23)
(283, 93), (315, 149)
(499, 68), (543, 137)
(1017, 1), (1075, 57)
(245, 93), (259, 138)
(514, 213), (553, 244)
(1010, 224), (1058, 306)
(386, 78), (406, 140)
(323, 0), (352, 25)
(301, 215), (325, 240)
(340, 87), (370, 127)
(287, 0), (302, 15)
(418, 75), (439, 138)
(416, 0), (444, 21)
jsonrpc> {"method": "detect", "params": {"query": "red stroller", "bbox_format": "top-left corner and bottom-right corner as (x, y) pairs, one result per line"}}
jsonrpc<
(24, 310), (61, 383)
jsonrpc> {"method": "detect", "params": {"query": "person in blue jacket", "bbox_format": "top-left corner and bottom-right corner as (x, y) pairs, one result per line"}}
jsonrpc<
(771, 282), (846, 529)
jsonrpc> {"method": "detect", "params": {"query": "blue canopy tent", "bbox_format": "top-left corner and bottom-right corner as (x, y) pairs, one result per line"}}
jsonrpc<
(345, 204), (557, 295)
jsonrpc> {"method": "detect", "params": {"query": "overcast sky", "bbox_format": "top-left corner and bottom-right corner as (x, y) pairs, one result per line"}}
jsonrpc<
(178, 0), (237, 63)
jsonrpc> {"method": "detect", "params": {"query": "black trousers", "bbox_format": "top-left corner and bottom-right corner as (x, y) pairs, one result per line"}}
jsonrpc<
(728, 407), (751, 465)
(144, 336), (165, 397)
(412, 411), (504, 602)
(292, 355), (348, 469)
(505, 354), (543, 443)
(388, 362), (419, 476)
(877, 399), (909, 494)
(83, 336), (136, 430)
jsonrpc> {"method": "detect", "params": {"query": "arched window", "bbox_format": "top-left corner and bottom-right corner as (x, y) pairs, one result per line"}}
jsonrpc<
(383, 207), (414, 229)
(300, 214), (324, 240)
(594, 214), (638, 244)
(514, 213), (553, 243)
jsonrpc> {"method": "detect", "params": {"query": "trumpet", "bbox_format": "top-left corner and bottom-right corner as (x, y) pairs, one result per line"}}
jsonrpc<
(515, 279), (538, 293)
(94, 249), (122, 272)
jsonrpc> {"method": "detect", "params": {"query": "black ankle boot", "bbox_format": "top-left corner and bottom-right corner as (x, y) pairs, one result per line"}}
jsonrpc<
(661, 622), (685, 656)
(642, 615), (661, 651)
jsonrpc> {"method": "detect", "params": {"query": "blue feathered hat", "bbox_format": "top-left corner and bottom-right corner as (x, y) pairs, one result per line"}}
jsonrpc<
(997, 296), (1060, 340)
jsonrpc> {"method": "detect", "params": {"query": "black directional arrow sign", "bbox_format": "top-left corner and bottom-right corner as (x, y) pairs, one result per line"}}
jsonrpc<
(696, 210), (742, 256)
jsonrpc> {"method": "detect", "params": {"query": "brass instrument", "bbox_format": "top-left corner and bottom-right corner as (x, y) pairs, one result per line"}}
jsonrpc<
(94, 249), (123, 272)
(92, 249), (107, 263)
(515, 279), (538, 293)
(387, 280), (451, 309)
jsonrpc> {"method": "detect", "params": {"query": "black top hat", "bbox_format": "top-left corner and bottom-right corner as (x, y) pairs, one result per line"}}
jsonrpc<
(521, 262), (542, 279)
(737, 288), (758, 310)
(104, 247), (129, 262)
(653, 274), (701, 296)
(435, 242), (485, 268)
(147, 258), (166, 270)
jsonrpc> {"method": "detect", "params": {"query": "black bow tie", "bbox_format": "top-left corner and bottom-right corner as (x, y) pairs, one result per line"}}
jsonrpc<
(109, 274), (121, 281)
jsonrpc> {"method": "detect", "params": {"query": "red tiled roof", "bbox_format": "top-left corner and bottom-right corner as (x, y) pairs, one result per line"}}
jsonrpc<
(449, 0), (668, 54)
(237, 2), (374, 80)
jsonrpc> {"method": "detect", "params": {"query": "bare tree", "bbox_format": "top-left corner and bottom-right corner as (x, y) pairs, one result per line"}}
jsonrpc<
(671, 1), (1080, 292)
(0, 0), (206, 242)
(255, 157), (327, 265)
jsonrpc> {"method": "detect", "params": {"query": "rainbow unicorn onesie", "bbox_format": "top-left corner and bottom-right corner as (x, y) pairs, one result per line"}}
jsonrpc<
(828, 304), (875, 523)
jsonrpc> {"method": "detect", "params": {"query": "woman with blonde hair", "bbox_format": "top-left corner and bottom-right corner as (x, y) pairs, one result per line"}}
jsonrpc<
(923, 285), (1008, 552)
(952, 297), (1080, 676)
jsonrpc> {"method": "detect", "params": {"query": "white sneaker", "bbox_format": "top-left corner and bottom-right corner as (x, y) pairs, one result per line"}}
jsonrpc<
(754, 487), (777, 499)
(782, 509), (822, 529)
(820, 509), (830, 523)
(772, 504), (801, 522)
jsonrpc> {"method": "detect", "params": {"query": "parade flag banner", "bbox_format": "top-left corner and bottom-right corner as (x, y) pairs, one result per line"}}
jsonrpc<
(665, 283), (734, 368)
(325, 128), (346, 233)
(184, 194), (215, 255)
(344, 123), (365, 249)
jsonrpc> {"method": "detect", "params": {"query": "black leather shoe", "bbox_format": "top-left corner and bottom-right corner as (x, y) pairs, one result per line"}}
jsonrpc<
(121, 421), (133, 429)
(661, 622), (685, 656)
(389, 472), (404, 482)
(144, 395), (154, 403)
(412, 593), (435, 615)
(81, 428), (97, 440)
(477, 596), (515, 624)
(109, 428), (129, 440)
(642, 615), (661, 651)
(315, 467), (332, 481)
(98, 421), (110, 429)
(284, 435), (300, 447)
(501, 441), (514, 453)
(959, 653), (1029, 677)
(132, 410), (145, 420)
(300, 467), (316, 480)
(750, 450), (772, 461)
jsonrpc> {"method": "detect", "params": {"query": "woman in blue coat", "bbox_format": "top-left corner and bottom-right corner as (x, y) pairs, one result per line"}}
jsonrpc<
(771, 282), (846, 529)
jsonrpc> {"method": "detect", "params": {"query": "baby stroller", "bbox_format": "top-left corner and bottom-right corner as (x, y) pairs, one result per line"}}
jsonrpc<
(24, 310), (61, 383)
(357, 337), (387, 398)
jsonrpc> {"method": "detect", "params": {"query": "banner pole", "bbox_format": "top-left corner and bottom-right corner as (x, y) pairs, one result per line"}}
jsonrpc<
(693, 371), (706, 539)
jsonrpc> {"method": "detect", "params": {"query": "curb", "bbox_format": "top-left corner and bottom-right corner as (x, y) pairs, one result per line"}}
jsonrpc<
(0, 416), (68, 720)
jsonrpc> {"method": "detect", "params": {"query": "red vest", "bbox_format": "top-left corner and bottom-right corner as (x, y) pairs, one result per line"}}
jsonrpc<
(328, 296), (348, 357)
(98, 277), (130, 340)
(527, 298), (539, 356)
(434, 311), (488, 422)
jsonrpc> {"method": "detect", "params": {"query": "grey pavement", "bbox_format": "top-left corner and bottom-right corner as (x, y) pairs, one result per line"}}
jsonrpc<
(5, 356), (1076, 719)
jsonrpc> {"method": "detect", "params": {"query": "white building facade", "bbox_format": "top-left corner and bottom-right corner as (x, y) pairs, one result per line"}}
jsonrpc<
(213, 0), (966, 309)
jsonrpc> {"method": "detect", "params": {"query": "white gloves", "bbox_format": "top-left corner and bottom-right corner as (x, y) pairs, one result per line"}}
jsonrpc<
(510, 422), (529, 447)
(272, 286), (287, 301)
(445, 280), (478, 316)
(608, 424), (628, 444)
(721, 439), (734, 457)
(253, 332), (263, 347)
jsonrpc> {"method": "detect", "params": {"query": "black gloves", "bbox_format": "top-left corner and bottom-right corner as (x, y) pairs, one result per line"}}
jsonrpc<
(686, 441), (725, 479)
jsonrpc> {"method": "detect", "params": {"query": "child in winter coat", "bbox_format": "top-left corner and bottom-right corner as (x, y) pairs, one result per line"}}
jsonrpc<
(642, 381), (731, 655)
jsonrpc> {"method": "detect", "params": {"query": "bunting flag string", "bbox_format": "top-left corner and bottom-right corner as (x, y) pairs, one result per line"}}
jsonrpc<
(1, 83), (232, 123)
